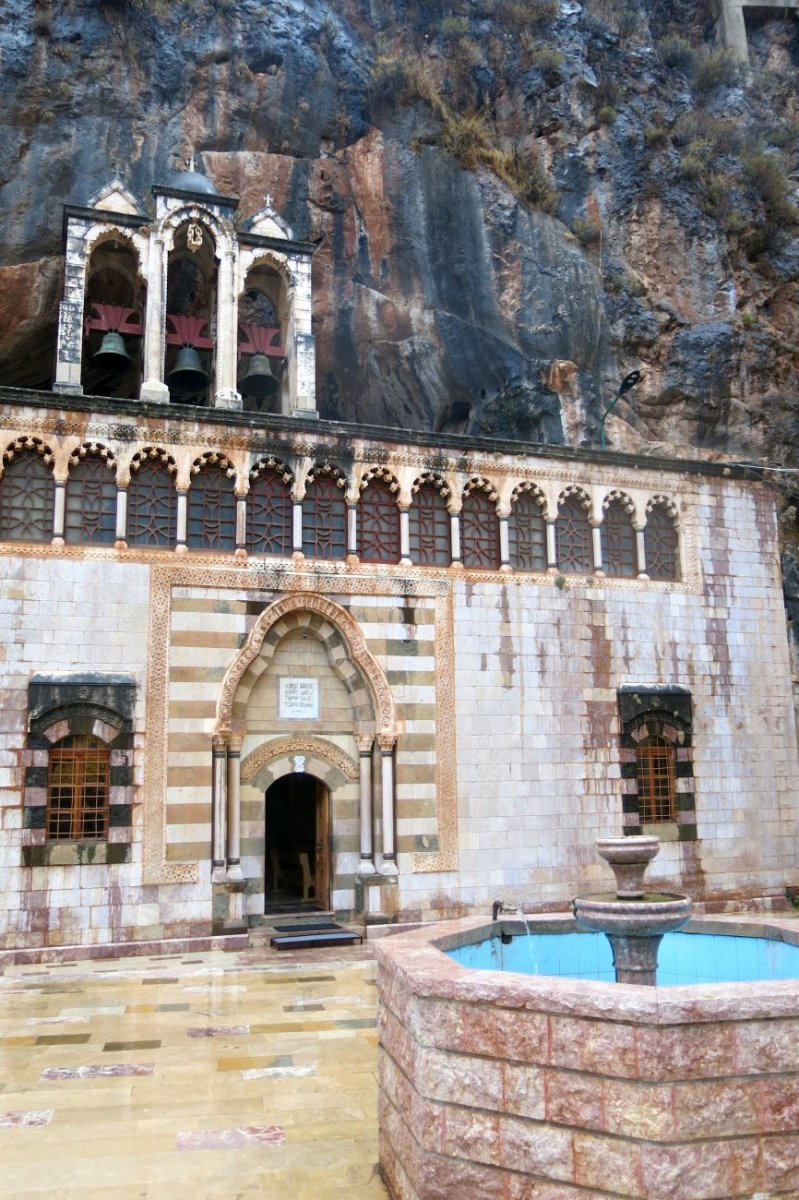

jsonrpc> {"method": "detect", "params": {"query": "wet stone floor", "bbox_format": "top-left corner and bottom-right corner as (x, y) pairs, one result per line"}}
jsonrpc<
(0, 944), (388, 1200)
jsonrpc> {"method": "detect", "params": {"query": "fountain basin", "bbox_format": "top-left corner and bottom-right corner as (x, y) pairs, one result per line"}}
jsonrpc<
(573, 890), (692, 937)
(376, 914), (799, 1200)
(595, 834), (661, 898)
(573, 890), (693, 985)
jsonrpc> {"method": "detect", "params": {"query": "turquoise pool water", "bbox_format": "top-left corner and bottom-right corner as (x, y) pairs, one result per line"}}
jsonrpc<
(447, 930), (799, 985)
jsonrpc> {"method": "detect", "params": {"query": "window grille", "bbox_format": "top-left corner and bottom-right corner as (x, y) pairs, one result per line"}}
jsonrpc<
(64, 455), (117, 545)
(408, 483), (450, 566)
(247, 467), (293, 557)
(359, 478), (400, 564)
(601, 499), (636, 577)
(187, 463), (236, 551)
(635, 736), (677, 824)
(127, 459), (177, 547)
(556, 494), (592, 573)
(645, 505), (680, 580)
(47, 735), (110, 840)
(461, 489), (500, 569)
(508, 490), (547, 571)
(302, 473), (347, 560)
(0, 451), (54, 542)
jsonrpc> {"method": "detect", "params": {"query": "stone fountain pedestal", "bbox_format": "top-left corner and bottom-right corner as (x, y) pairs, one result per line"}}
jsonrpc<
(573, 836), (691, 985)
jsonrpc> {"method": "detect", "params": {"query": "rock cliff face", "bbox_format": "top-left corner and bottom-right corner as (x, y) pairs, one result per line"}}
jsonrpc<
(0, 0), (796, 463)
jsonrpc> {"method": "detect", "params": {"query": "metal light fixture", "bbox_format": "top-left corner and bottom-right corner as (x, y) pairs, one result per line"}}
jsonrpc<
(599, 370), (642, 449)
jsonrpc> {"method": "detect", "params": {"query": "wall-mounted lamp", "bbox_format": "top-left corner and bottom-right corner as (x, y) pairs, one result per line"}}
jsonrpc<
(599, 370), (642, 450)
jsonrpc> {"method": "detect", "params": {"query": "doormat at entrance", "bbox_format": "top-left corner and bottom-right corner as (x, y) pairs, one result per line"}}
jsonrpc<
(272, 922), (342, 934)
(270, 927), (363, 950)
(264, 903), (325, 915)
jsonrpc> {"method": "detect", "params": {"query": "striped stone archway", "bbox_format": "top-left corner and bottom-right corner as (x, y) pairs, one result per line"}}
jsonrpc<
(210, 593), (399, 890)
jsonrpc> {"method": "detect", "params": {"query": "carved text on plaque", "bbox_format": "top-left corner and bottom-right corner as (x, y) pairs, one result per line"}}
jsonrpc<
(279, 677), (319, 720)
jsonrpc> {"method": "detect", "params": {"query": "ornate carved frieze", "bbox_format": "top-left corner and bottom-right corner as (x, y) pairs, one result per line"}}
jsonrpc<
(240, 736), (359, 783)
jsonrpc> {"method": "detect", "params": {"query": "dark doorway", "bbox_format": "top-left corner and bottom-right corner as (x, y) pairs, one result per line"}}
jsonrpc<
(264, 773), (329, 914)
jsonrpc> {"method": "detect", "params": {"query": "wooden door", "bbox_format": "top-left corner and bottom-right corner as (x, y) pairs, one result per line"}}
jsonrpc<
(314, 780), (329, 906)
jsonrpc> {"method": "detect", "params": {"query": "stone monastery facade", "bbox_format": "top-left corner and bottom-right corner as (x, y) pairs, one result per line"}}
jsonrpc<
(0, 171), (797, 954)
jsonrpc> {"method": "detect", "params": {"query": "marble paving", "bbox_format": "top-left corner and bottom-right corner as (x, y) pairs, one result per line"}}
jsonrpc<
(0, 944), (388, 1200)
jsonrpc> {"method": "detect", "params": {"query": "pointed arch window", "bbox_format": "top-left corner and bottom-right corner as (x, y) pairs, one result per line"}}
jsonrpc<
(302, 469), (347, 560)
(508, 488), (547, 572)
(409, 481), (450, 566)
(0, 445), (54, 543)
(601, 496), (636, 577)
(187, 459), (237, 551)
(461, 485), (500, 570)
(247, 460), (293, 557)
(127, 451), (177, 548)
(645, 501), (680, 581)
(556, 493), (592, 573)
(64, 450), (117, 545)
(359, 476), (400, 564)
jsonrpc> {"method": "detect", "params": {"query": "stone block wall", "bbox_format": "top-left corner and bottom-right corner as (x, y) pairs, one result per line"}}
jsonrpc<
(377, 917), (799, 1200)
(428, 479), (798, 917)
(0, 397), (796, 950)
(0, 557), (207, 948)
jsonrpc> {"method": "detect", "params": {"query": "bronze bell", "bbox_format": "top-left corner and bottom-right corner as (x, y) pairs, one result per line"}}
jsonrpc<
(239, 353), (280, 400)
(167, 346), (209, 394)
(94, 330), (133, 368)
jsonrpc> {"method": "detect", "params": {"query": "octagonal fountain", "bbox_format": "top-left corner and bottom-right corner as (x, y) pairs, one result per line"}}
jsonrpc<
(376, 838), (799, 1200)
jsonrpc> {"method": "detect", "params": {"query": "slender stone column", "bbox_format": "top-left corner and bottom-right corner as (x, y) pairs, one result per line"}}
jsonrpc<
(378, 735), (397, 874)
(635, 526), (649, 579)
(292, 500), (303, 555)
(399, 507), (411, 566)
(214, 241), (242, 410)
(140, 232), (170, 403)
(347, 503), (358, 558)
(226, 736), (243, 883)
(52, 481), (66, 546)
(450, 512), (461, 565)
(545, 518), (557, 571)
(176, 490), (188, 553)
(499, 515), (511, 571)
(591, 522), (604, 576)
(115, 488), (128, 549)
(53, 219), (88, 394)
(211, 735), (228, 882)
(235, 497), (247, 558)
(356, 735), (377, 875)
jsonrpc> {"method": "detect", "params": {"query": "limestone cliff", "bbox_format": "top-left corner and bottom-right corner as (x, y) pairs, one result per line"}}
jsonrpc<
(0, 0), (796, 469)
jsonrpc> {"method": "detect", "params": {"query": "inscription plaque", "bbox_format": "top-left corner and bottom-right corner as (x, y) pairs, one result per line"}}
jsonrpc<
(279, 677), (319, 720)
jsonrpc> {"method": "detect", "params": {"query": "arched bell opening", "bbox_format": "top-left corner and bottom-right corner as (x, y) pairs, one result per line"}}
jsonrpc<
(81, 237), (144, 399)
(165, 222), (216, 406)
(264, 773), (329, 913)
(237, 262), (288, 415)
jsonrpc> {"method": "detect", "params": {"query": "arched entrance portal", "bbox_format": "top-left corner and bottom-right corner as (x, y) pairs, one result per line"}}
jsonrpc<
(264, 773), (328, 913)
(213, 594), (399, 919)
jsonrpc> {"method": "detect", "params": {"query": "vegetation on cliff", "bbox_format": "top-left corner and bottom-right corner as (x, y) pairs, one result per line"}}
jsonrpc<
(0, 0), (796, 475)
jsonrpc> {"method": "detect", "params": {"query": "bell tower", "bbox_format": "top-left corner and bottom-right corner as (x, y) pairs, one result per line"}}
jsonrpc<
(53, 162), (318, 417)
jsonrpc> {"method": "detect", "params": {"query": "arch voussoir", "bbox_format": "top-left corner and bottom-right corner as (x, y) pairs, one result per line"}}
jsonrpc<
(215, 592), (396, 737)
